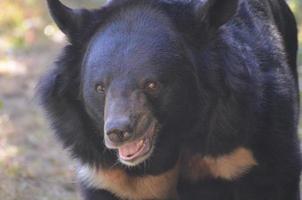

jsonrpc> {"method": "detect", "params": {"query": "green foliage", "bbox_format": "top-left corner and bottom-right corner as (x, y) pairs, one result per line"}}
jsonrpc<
(0, 0), (106, 52)
(0, 0), (47, 51)
(288, 0), (302, 65)
(0, 100), (3, 110)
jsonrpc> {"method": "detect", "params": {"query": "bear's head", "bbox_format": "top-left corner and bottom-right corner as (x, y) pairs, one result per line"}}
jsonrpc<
(41, 0), (238, 174)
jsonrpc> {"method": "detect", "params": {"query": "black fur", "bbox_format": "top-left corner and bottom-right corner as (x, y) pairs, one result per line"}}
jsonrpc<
(39, 0), (301, 199)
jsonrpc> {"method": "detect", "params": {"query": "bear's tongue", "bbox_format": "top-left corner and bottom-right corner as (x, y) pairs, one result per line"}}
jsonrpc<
(118, 139), (146, 161)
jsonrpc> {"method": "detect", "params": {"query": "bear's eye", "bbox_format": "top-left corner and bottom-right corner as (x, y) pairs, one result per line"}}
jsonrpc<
(95, 83), (105, 93)
(144, 80), (159, 92)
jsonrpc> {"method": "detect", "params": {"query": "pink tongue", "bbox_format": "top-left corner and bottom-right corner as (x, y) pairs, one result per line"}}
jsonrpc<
(118, 140), (144, 160)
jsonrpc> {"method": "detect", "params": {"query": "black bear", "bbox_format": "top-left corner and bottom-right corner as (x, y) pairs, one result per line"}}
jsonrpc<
(39, 0), (301, 199)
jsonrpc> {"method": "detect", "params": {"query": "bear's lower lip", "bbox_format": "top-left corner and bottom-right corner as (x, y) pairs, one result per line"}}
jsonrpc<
(118, 137), (152, 161)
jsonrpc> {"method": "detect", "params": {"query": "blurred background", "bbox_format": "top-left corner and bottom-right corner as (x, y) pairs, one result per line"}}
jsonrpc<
(0, 0), (301, 199)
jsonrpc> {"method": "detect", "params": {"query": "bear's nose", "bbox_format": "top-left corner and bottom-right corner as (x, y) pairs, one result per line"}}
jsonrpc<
(105, 118), (133, 144)
(106, 128), (131, 144)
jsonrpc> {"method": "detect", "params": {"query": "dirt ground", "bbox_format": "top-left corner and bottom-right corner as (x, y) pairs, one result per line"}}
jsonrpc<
(0, 44), (81, 200)
(0, 42), (302, 200)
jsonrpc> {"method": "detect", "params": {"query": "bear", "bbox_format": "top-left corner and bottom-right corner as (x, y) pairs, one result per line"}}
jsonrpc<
(39, 0), (301, 199)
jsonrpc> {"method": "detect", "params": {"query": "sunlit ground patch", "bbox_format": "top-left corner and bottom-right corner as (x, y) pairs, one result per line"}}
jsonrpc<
(44, 24), (65, 43)
(0, 59), (27, 76)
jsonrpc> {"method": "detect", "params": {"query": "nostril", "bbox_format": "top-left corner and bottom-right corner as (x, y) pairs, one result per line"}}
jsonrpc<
(107, 129), (123, 143)
(107, 132), (116, 143)
(107, 129), (131, 143)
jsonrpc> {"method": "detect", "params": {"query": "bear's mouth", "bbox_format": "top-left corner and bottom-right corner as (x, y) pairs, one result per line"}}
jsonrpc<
(117, 133), (154, 166)
(117, 121), (158, 166)
(104, 120), (158, 166)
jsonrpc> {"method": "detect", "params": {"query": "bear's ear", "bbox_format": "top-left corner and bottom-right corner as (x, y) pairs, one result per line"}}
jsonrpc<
(46, 0), (87, 39)
(195, 0), (238, 30)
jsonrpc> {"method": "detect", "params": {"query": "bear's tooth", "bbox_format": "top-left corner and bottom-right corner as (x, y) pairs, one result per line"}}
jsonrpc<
(137, 140), (144, 146)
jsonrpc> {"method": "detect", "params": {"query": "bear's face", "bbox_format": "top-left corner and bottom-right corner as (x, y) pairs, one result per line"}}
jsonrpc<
(81, 8), (200, 167)
(44, 0), (239, 172)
